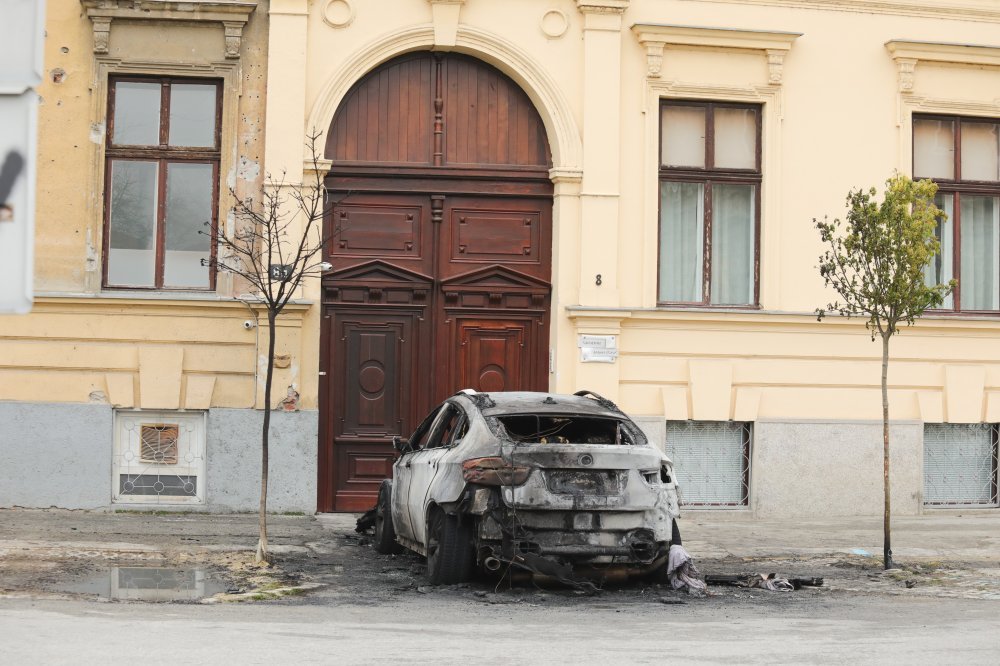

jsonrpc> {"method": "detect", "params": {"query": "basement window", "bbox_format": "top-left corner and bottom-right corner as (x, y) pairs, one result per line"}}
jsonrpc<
(113, 410), (206, 505)
(924, 423), (999, 507)
(666, 421), (752, 507)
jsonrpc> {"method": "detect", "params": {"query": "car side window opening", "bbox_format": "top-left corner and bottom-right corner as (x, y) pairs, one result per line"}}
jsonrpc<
(426, 404), (464, 449)
(407, 406), (442, 451)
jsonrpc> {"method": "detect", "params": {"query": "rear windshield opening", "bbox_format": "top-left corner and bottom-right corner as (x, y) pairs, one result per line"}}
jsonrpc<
(496, 415), (641, 445)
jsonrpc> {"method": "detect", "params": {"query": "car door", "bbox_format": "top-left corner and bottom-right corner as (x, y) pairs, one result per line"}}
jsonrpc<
(407, 402), (468, 546)
(392, 406), (440, 542)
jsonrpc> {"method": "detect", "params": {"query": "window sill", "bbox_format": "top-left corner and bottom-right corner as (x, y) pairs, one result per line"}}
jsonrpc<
(35, 291), (315, 307)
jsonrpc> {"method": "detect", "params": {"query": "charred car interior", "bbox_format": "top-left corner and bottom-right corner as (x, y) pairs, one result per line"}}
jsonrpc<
(371, 390), (682, 588)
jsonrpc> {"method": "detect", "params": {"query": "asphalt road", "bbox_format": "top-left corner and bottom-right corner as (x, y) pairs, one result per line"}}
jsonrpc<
(2, 594), (998, 665)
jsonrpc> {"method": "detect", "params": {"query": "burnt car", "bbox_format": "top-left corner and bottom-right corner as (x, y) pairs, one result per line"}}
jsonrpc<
(373, 389), (682, 585)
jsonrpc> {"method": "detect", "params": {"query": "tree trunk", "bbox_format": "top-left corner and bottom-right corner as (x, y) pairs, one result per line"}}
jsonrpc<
(881, 332), (893, 570)
(256, 309), (277, 563)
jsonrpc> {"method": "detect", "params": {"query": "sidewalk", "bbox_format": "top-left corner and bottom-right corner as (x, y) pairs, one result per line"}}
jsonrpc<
(2, 507), (998, 562)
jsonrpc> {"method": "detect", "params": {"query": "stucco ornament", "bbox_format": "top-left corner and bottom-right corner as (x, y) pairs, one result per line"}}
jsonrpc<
(541, 9), (569, 39)
(323, 0), (355, 29)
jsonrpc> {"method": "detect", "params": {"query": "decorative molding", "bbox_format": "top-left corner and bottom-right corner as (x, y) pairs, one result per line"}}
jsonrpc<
(541, 9), (570, 39)
(305, 24), (583, 175)
(429, 0), (465, 47)
(575, 0), (629, 15)
(632, 24), (801, 82)
(886, 39), (1000, 66)
(895, 57), (917, 93)
(91, 16), (112, 54)
(663, 0), (1000, 25)
(80, 1), (257, 57)
(222, 21), (244, 58)
(322, 0), (355, 29)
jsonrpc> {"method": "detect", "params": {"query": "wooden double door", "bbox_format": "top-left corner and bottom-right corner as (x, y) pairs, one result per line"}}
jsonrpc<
(318, 189), (552, 511)
(318, 52), (555, 511)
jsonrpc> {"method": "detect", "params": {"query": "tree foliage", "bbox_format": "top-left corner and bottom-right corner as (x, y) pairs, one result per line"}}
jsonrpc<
(816, 175), (953, 336)
(815, 173), (954, 570)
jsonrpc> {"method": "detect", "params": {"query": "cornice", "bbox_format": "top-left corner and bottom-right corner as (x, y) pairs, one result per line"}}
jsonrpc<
(632, 23), (801, 82)
(886, 39), (1000, 93)
(80, 0), (257, 57)
(576, 0), (630, 15)
(673, 0), (1000, 24)
(885, 39), (1000, 68)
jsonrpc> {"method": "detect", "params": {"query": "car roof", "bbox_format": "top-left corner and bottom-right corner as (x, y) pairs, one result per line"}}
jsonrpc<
(456, 391), (627, 419)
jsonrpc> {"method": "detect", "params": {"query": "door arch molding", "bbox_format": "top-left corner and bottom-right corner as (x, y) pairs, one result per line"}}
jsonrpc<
(306, 25), (582, 178)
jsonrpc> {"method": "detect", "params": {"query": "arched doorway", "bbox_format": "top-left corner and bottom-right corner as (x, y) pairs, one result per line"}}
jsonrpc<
(318, 52), (554, 512)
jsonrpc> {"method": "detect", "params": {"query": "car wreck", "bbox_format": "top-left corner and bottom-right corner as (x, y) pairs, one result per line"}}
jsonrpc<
(370, 390), (683, 587)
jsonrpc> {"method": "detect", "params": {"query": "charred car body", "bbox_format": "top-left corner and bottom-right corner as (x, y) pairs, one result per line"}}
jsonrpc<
(374, 390), (682, 585)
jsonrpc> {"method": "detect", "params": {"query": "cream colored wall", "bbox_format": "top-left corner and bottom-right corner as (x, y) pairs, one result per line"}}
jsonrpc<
(6, 0), (1000, 427)
(274, 0), (1000, 424)
(0, 1), (297, 411)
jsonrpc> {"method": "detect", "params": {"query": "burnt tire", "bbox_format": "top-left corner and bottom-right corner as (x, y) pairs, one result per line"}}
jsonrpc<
(426, 509), (474, 585)
(374, 481), (403, 555)
(648, 520), (683, 583)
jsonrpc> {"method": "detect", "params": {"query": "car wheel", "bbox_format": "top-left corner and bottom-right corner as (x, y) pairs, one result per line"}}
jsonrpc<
(649, 520), (683, 583)
(374, 481), (403, 555)
(426, 508), (474, 585)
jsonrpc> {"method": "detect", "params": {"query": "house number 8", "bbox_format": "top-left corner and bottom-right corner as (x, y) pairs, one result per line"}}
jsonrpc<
(595, 274), (602, 286)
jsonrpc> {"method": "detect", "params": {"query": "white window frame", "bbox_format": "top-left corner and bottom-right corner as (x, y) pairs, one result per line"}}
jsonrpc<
(112, 409), (207, 505)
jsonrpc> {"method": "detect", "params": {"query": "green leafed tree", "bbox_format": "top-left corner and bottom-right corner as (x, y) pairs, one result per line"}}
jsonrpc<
(815, 174), (954, 570)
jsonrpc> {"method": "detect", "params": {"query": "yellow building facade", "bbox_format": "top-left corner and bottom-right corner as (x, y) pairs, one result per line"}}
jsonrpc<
(2, 0), (999, 516)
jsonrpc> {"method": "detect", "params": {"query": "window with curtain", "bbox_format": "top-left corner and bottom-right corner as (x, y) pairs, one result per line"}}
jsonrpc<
(914, 115), (1000, 312)
(658, 101), (761, 306)
(103, 77), (221, 290)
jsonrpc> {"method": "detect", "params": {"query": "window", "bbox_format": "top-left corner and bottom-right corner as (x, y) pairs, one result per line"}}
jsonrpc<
(103, 77), (221, 290)
(658, 101), (761, 306)
(113, 410), (206, 505)
(914, 115), (1000, 311)
(924, 423), (998, 507)
(665, 421), (751, 507)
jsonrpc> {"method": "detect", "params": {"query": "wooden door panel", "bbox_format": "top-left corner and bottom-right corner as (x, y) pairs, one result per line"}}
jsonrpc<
(334, 442), (397, 512)
(456, 319), (531, 393)
(450, 207), (539, 264)
(337, 317), (409, 438)
(328, 194), (433, 276)
(327, 309), (424, 511)
(440, 196), (551, 281)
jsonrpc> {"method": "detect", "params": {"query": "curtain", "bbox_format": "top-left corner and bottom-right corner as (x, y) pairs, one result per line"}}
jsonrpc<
(925, 193), (954, 308)
(711, 184), (755, 305)
(659, 181), (704, 302)
(961, 195), (1000, 310)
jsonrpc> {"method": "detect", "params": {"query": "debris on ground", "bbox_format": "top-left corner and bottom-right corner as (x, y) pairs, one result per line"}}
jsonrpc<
(666, 544), (707, 596)
(705, 573), (824, 591)
(355, 507), (377, 533)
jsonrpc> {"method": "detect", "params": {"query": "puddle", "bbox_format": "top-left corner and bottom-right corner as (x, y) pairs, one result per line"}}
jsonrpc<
(58, 566), (232, 602)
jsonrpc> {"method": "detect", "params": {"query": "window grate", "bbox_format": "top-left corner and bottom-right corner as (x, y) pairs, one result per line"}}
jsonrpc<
(666, 421), (751, 507)
(924, 423), (999, 507)
(140, 424), (179, 464)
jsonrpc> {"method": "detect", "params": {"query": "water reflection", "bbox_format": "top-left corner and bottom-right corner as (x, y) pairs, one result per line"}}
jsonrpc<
(61, 566), (230, 602)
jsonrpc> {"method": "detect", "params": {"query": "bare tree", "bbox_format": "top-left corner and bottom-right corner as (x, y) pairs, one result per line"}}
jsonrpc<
(815, 174), (954, 570)
(203, 132), (337, 563)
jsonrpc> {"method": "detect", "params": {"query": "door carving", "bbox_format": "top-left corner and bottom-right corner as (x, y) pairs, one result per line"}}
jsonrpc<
(319, 52), (553, 511)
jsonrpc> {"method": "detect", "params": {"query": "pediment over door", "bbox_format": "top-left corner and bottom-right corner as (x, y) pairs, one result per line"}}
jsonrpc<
(440, 265), (550, 311)
(323, 260), (433, 306)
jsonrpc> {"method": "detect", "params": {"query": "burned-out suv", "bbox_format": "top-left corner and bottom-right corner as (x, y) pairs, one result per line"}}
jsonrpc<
(374, 390), (682, 585)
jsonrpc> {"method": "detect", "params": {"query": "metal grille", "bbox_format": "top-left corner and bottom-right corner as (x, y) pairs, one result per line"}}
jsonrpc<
(924, 423), (999, 507)
(140, 424), (179, 464)
(666, 421), (751, 507)
(113, 411), (205, 505)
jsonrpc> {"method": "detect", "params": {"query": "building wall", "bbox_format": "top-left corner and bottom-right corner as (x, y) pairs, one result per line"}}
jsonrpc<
(0, 402), (317, 513)
(0, 1), (322, 513)
(2, 0), (999, 516)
